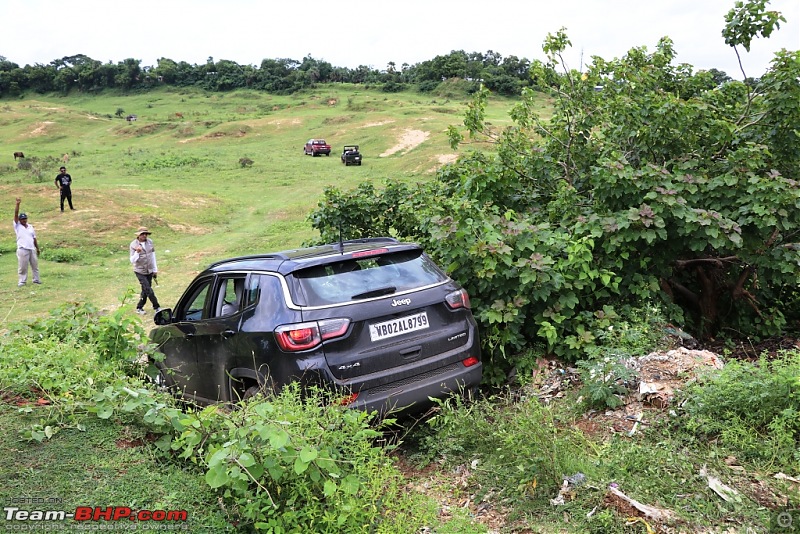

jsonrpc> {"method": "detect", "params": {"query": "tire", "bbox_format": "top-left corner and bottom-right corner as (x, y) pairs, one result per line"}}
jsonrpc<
(243, 385), (261, 400)
(234, 375), (275, 402)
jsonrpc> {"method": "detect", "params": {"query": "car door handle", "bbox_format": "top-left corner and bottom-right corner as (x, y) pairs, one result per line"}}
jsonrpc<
(399, 345), (422, 359)
(221, 330), (236, 338)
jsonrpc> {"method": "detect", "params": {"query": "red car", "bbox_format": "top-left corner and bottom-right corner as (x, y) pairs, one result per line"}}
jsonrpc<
(304, 139), (331, 157)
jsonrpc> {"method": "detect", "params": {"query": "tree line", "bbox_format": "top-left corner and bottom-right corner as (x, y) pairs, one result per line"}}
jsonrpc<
(0, 49), (553, 97)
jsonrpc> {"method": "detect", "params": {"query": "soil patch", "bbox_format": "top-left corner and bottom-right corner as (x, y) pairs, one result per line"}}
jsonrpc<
(380, 129), (429, 157)
(27, 121), (55, 137)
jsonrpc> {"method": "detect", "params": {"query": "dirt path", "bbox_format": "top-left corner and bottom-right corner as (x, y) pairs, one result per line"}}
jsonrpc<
(380, 129), (429, 157)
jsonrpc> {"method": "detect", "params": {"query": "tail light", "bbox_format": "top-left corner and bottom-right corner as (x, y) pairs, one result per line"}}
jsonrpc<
(275, 318), (350, 352)
(445, 288), (471, 310)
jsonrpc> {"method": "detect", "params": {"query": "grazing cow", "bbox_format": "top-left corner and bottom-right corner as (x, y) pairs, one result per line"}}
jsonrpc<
(175, 112), (183, 119)
(62, 153), (69, 164)
(13, 152), (24, 160)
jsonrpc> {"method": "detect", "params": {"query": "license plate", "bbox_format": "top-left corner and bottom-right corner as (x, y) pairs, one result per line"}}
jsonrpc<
(369, 312), (429, 342)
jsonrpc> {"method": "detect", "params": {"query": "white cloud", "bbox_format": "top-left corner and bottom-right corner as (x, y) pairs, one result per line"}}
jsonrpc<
(2, 0), (797, 79)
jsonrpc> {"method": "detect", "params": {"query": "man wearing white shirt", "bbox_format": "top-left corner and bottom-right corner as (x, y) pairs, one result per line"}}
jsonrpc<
(13, 197), (41, 287)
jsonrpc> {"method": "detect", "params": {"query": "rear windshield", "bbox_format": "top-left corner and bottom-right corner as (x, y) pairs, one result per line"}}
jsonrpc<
(291, 250), (448, 306)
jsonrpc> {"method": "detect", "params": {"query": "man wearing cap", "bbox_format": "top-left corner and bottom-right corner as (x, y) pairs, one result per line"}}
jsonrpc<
(13, 197), (41, 287)
(54, 166), (74, 211)
(130, 227), (161, 315)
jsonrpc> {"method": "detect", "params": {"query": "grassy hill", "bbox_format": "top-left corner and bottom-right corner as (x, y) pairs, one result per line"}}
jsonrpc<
(4, 87), (796, 533)
(0, 85), (525, 319)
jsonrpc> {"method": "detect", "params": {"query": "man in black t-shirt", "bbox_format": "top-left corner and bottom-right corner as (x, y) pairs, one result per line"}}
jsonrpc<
(54, 166), (74, 211)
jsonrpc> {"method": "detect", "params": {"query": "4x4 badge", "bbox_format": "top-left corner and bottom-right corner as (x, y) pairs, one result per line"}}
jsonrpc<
(391, 298), (411, 307)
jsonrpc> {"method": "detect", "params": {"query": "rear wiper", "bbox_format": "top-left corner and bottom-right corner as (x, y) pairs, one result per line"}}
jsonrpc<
(351, 286), (397, 300)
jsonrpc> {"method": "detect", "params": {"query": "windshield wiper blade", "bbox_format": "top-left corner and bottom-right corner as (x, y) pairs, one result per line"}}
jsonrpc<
(351, 286), (397, 300)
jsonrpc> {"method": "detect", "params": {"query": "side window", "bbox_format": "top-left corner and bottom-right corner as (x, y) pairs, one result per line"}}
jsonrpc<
(243, 275), (261, 308)
(214, 275), (249, 318)
(180, 280), (211, 321)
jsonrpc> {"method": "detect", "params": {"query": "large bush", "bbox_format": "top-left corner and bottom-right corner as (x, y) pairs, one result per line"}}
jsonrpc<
(308, 1), (800, 379)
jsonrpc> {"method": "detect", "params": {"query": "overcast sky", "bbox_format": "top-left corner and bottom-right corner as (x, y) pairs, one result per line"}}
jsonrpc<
(2, 0), (798, 80)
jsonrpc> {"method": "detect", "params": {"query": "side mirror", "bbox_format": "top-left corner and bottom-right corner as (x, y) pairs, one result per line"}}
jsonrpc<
(154, 308), (174, 325)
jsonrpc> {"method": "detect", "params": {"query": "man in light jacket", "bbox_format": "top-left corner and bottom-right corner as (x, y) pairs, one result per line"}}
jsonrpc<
(130, 227), (161, 315)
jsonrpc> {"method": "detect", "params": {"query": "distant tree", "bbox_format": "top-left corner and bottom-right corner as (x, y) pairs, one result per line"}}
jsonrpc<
(114, 58), (141, 90)
(706, 67), (732, 85)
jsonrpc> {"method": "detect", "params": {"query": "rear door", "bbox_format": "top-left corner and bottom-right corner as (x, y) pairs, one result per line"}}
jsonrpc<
(318, 285), (473, 383)
(189, 274), (248, 402)
(289, 249), (476, 388)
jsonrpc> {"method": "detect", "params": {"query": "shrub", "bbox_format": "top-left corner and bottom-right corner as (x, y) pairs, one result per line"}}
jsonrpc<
(417, 80), (440, 93)
(413, 391), (597, 504)
(42, 247), (82, 263)
(680, 350), (800, 470)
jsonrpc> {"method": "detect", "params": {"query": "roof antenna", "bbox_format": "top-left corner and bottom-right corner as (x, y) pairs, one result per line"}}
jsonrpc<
(338, 221), (344, 255)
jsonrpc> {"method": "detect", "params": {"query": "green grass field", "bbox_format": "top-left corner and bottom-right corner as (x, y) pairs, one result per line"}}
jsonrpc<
(2, 86), (797, 533)
(0, 85), (526, 321)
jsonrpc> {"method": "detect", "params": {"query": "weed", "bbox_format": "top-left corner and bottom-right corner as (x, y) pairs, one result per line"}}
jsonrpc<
(576, 354), (636, 409)
(413, 391), (598, 505)
(679, 350), (800, 470)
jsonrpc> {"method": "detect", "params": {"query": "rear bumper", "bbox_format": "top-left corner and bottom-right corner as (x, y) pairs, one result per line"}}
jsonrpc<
(348, 360), (482, 415)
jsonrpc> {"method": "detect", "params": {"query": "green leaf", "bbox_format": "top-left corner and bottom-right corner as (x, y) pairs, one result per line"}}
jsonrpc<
(341, 474), (360, 495)
(205, 466), (229, 489)
(238, 452), (256, 468)
(299, 446), (318, 463)
(207, 449), (228, 468)
(268, 429), (290, 450)
(293, 457), (310, 475)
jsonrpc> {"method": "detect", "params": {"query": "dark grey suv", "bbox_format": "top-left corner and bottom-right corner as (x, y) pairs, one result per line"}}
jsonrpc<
(149, 238), (481, 414)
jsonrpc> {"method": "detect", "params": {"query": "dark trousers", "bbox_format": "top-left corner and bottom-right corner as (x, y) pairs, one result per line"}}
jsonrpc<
(60, 187), (73, 210)
(135, 272), (160, 310)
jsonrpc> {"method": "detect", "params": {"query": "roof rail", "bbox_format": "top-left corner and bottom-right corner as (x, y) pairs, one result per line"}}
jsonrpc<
(206, 253), (289, 269)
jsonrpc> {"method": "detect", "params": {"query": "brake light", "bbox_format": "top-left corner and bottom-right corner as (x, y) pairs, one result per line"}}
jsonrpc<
(290, 328), (314, 344)
(275, 319), (350, 352)
(352, 248), (389, 258)
(445, 289), (471, 310)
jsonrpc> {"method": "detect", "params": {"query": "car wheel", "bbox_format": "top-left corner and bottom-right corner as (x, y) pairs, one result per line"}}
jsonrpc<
(243, 385), (262, 400)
